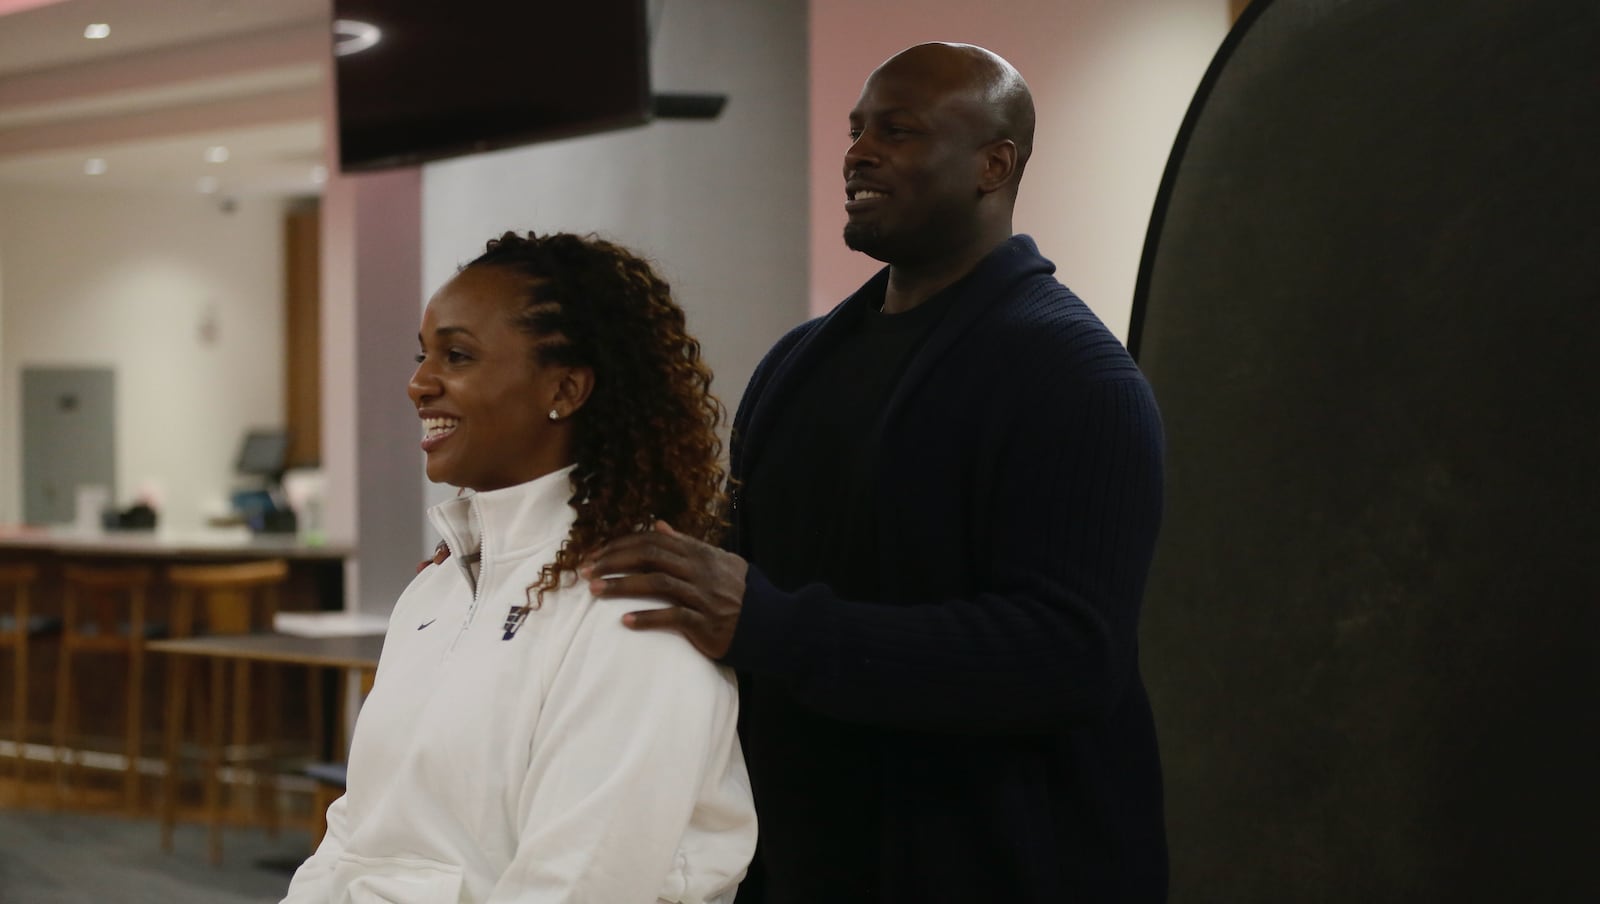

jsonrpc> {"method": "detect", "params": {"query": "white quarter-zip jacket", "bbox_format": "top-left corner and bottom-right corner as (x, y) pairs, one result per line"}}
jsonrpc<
(282, 467), (756, 903)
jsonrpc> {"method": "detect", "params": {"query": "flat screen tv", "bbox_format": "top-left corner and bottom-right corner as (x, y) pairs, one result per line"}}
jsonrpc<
(332, 0), (652, 172)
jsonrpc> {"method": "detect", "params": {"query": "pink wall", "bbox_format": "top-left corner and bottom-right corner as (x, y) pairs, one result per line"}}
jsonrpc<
(0, 0), (67, 15)
(808, 0), (1231, 338)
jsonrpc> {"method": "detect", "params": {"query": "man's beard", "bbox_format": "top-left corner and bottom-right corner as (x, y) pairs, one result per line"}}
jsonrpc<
(843, 221), (892, 262)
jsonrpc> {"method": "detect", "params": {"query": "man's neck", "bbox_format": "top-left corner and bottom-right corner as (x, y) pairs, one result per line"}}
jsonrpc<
(881, 227), (1012, 314)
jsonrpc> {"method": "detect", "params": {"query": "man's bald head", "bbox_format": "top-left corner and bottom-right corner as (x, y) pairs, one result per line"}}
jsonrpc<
(841, 42), (1035, 272)
(870, 42), (1035, 190)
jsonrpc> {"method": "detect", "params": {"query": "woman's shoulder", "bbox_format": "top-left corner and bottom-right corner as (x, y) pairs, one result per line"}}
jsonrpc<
(559, 589), (735, 690)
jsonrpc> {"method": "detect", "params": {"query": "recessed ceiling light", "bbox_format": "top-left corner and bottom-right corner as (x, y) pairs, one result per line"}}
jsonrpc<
(83, 23), (110, 39)
(196, 176), (219, 194)
(310, 165), (328, 185)
(204, 145), (229, 163)
(84, 158), (107, 175)
(332, 19), (380, 57)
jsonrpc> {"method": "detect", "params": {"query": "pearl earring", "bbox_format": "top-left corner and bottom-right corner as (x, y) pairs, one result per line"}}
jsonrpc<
(548, 409), (560, 421)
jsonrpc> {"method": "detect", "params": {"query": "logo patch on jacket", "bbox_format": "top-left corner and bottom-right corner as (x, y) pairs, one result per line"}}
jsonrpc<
(502, 603), (536, 640)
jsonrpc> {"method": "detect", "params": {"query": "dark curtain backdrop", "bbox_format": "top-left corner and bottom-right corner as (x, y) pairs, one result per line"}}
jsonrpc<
(1131, 0), (1600, 900)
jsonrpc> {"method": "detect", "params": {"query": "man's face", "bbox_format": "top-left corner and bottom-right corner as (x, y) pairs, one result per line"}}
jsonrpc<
(842, 65), (987, 265)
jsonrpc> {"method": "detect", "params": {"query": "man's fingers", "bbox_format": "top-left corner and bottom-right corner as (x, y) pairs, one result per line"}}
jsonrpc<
(583, 530), (697, 581)
(591, 570), (703, 609)
(622, 604), (695, 633)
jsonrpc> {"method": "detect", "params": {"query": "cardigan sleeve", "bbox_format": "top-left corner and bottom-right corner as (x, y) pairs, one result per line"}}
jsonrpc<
(722, 371), (1165, 735)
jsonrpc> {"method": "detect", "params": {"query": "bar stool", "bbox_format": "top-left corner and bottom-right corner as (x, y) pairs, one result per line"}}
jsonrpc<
(1, 563), (59, 797)
(52, 563), (157, 813)
(161, 558), (289, 864)
(303, 663), (377, 851)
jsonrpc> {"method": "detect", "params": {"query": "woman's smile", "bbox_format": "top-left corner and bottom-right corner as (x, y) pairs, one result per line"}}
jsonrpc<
(420, 415), (460, 452)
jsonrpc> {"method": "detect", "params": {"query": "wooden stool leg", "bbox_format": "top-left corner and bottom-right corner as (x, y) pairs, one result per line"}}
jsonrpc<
(160, 656), (187, 853)
(12, 626), (26, 799)
(206, 657), (226, 866)
(51, 640), (73, 806)
(230, 659), (251, 838)
(307, 664), (325, 762)
(311, 782), (336, 850)
(261, 663), (282, 838)
(332, 669), (349, 762)
(126, 641), (145, 815)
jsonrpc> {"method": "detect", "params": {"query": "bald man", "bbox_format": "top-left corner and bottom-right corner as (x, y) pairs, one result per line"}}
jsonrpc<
(588, 43), (1168, 902)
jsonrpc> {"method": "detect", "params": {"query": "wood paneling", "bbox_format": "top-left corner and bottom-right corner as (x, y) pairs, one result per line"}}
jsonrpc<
(284, 203), (320, 468)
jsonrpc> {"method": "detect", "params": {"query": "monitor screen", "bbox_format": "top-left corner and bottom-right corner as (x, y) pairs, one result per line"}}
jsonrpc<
(237, 429), (290, 477)
(332, 0), (653, 172)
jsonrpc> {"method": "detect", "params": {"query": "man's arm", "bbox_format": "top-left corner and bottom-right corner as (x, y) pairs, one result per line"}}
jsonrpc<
(589, 375), (1164, 735)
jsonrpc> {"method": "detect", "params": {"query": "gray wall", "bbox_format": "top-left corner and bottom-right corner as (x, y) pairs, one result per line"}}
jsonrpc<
(419, 0), (811, 523)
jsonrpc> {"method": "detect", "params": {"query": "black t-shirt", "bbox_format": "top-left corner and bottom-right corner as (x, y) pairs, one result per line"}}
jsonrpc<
(737, 287), (955, 903)
(743, 290), (955, 599)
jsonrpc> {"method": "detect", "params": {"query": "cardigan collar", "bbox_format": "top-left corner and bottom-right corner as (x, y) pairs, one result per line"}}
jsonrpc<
(740, 235), (1055, 473)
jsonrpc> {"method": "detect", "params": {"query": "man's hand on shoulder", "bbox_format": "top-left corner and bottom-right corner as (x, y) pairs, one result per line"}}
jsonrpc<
(582, 522), (748, 661)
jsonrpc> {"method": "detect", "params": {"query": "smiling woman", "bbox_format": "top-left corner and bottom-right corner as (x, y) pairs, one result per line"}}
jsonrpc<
(282, 232), (755, 904)
(409, 264), (585, 494)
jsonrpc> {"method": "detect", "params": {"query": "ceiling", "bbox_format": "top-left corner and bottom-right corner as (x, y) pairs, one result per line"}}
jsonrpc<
(0, 0), (330, 198)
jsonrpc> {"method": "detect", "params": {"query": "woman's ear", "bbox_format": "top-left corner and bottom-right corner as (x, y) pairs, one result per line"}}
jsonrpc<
(551, 366), (595, 418)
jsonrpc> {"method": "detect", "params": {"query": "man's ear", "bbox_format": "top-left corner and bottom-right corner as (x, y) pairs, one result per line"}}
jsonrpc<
(552, 365), (595, 418)
(977, 139), (1019, 195)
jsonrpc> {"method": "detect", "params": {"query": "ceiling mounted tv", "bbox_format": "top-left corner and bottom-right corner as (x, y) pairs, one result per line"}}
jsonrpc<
(332, 0), (652, 172)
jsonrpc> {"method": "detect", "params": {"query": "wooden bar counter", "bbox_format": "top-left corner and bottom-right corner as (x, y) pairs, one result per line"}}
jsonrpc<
(0, 524), (352, 562)
(0, 524), (354, 810)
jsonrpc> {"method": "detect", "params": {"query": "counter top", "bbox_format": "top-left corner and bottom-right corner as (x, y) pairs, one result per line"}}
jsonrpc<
(0, 524), (352, 560)
(147, 631), (383, 669)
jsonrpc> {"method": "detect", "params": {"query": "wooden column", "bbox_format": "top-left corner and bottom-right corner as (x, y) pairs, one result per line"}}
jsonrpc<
(284, 203), (322, 469)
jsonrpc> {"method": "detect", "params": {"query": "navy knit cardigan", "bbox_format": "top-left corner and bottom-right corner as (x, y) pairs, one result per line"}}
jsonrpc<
(722, 235), (1169, 902)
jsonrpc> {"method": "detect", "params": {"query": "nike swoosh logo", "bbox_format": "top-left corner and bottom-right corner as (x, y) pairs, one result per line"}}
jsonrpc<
(417, 619), (436, 630)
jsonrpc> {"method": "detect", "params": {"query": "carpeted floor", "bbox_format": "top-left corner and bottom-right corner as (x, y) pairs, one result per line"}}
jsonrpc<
(0, 807), (310, 904)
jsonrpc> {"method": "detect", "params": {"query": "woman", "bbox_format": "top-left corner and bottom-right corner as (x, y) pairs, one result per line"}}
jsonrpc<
(283, 232), (755, 903)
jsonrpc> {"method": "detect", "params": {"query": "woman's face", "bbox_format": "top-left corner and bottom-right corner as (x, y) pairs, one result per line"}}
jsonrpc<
(406, 265), (575, 492)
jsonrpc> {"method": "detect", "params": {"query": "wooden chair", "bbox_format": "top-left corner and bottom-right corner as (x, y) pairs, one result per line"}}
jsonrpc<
(304, 663), (376, 851)
(1, 563), (59, 797)
(52, 563), (156, 813)
(161, 558), (289, 864)
(304, 760), (348, 849)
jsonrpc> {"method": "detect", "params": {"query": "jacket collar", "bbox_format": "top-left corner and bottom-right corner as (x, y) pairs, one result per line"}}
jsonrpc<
(427, 465), (578, 575)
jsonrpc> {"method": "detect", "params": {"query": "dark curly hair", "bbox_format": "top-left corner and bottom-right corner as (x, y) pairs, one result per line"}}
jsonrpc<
(466, 231), (727, 603)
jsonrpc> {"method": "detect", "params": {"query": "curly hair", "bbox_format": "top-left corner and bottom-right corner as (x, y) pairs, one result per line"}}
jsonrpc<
(464, 231), (727, 605)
